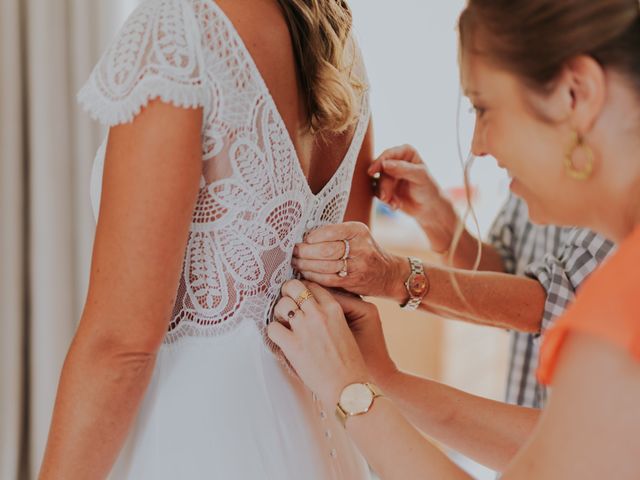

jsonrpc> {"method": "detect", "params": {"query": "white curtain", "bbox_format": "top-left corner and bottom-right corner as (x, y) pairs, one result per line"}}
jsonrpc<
(0, 1), (136, 478)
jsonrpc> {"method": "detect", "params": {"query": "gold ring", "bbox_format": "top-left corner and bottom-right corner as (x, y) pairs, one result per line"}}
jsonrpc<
(338, 258), (348, 278)
(341, 239), (350, 260)
(294, 289), (314, 308)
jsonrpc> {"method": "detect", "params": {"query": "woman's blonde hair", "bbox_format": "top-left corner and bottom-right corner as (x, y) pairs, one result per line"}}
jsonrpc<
(276, 0), (364, 135)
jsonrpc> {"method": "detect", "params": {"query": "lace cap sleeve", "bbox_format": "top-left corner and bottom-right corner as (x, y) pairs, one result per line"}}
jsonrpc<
(78, 0), (207, 126)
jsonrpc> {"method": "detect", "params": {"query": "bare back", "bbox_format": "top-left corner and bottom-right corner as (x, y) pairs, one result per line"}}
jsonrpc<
(216, 0), (359, 195)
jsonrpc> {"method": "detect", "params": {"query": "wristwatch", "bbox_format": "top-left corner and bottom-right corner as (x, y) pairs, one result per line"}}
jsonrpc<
(335, 382), (383, 427)
(400, 256), (429, 311)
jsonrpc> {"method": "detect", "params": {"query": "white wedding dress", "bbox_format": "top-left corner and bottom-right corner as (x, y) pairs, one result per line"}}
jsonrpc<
(78, 0), (371, 478)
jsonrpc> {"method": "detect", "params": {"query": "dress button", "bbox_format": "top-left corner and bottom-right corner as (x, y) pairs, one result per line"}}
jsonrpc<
(320, 410), (327, 420)
(306, 219), (315, 230)
(324, 430), (332, 439)
(329, 449), (337, 459)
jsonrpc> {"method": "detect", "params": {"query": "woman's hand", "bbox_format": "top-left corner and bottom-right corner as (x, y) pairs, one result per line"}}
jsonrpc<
(268, 280), (371, 407)
(370, 144), (459, 254)
(292, 222), (408, 301)
(331, 291), (399, 388)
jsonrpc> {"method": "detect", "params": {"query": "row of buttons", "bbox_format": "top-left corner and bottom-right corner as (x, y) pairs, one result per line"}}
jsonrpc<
(313, 393), (338, 460)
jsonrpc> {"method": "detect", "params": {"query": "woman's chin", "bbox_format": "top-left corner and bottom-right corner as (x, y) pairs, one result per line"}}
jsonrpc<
(509, 180), (553, 225)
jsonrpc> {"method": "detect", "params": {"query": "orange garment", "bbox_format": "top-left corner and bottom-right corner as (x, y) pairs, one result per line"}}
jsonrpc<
(538, 225), (640, 385)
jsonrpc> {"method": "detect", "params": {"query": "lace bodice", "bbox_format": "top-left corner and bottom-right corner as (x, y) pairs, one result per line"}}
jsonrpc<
(79, 0), (370, 345)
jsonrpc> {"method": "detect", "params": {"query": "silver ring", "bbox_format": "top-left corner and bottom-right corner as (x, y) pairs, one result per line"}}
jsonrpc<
(341, 239), (350, 260)
(338, 258), (348, 278)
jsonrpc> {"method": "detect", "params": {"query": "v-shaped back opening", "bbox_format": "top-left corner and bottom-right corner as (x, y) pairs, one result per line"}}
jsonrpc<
(208, 0), (366, 198)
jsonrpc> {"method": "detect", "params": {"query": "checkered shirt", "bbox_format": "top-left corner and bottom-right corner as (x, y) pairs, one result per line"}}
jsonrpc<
(488, 194), (615, 408)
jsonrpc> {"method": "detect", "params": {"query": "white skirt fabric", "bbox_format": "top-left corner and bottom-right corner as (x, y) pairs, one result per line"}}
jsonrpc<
(110, 321), (370, 479)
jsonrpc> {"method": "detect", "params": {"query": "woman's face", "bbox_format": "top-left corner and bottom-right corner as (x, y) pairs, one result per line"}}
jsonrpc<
(460, 52), (598, 227)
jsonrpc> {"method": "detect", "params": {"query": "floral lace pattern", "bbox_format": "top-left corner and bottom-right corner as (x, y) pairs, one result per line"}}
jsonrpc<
(79, 0), (370, 345)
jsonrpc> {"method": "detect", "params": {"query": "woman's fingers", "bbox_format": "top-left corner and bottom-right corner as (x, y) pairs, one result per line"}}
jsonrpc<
(331, 290), (368, 315)
(296, 271), (343, 288)
(367, 157), (383, 177)
(273, 296), (303, 328)
(293, 258), (344, 274)
(381, 159), (427, 183)
(304, 222), (365, 245)
(374, 145), (412, 164)
(376, 173), (400, 205)
(303, 282), (343, 307)
(374, 144), (421, 164)
(281, 279), (320, 314)
(267, 321), (297, 356)
(369, 146), (428, 204)
(294, 240), (346, 261)
(293, 224), (381, 296)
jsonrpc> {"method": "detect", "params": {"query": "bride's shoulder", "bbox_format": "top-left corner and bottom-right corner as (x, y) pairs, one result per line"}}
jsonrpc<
(78, 0), (210, 127)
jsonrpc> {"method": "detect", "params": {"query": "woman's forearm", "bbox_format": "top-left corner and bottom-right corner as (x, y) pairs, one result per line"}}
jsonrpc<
(379, 371), (540, 472)
(415, 195), (505, 273)
(39, 327), (158, 479)
(346, 397), (473, 480)
(447, 227), (507, 272)
(388, 256), (546, 332)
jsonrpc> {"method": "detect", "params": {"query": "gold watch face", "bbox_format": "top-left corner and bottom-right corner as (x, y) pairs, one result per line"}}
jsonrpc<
(339, 383), (374, 415)
(408, 273), (428, 297)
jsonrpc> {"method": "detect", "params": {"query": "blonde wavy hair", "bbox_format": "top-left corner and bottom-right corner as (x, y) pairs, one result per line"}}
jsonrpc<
(276, 0), (364, 135)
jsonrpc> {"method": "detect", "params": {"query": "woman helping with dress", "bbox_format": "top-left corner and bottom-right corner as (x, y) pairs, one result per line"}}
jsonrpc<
(270, 0), (640, 478)
(39, 0), (374, 478)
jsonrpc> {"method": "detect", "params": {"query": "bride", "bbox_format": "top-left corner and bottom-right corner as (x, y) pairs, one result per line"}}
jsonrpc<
(39, 0), (373, 478)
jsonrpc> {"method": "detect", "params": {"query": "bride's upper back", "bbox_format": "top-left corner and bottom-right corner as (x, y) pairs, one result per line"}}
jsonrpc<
(215, 0), (363, 193)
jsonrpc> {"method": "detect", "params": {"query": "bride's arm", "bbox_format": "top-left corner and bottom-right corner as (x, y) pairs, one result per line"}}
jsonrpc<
(39, 100), (203, 479)
(344, 119), (375, 226)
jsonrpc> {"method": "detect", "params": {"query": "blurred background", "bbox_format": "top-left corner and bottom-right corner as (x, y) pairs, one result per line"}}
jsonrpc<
(0, 1), (509, 478)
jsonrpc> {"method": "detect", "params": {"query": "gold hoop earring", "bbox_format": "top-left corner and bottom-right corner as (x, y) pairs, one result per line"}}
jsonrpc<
(565, 131), (594, 181)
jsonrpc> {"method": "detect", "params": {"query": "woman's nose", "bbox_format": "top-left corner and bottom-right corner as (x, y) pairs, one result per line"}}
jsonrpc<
(470, 126), (488, 158)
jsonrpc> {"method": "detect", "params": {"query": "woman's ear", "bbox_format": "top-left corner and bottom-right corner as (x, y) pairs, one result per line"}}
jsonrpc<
(562, 55), (607, 132)
(527, 55), (606, 130)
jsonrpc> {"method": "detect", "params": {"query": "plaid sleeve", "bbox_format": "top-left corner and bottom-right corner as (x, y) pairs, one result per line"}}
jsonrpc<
(487, 194), (524, 274)
(525, 228), (616, 336)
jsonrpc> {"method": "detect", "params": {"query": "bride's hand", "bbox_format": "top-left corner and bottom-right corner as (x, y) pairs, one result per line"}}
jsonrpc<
(268, 280), (370, 407)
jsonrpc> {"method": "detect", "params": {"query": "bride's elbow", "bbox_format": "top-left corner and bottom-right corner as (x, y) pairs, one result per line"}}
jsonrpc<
(71, 311), (167, 368)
